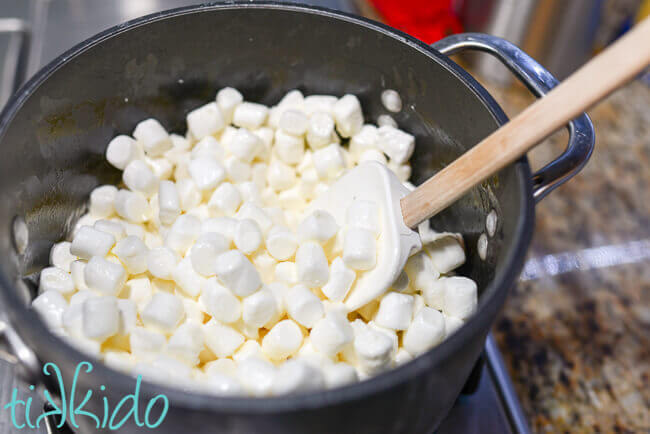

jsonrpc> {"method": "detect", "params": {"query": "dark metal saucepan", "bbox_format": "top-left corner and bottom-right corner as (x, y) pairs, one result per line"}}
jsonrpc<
(0, 3), (593, 433)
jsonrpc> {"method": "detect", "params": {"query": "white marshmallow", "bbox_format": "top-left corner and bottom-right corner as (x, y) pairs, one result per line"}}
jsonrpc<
(89, 185), (118, 218)
(297, 150), (313, 173)
(133, 118), (172, 157)
(233, 102), (268, 130)
(82, 296), (119, 341)
(387, 161), (411, 182)
(306, 112), (335, 149)
(189, 232), (229, 276)
(187, 102), (225, 140)
(236, 202), (273, 234)
(208, 182), (241, 216)
(158, 180), (181, 225)
(204, 358), (237, 377)
(405, 251), (441, 308)
(346, 200), (381, 236)
(233, 340), (267, 362)
(333, 94), (363, 138)
(251, 163), (268, 189)
(267, 160), (296, 191)
(358, 149), (387, 165)
(272, 360), (324, 395)
(237, 181), (261, 205)
(103, 351), (136, 372)
(426, 237), (466, 274)
(214, 250), (262, 297)
(442, 276), (477, 320)
(147, 246), (179, 280)
(141, 292), (184, 333)
(265, 226), (298, 261)
(349, 125), (379, 156)
(172, 257), (207, 298)
(145, 156), (173, 180)
(123, 160), (158, 197)
(116, 298), (136, 336)
(203, 321), (245, 358)
(377, 114), (397, 128)
(49, 241), (75, 273)
(192, 135), (225, 161)
(201, 217), (237, 243)
(381, 89), (402, 112)
(216, 87), (243, 123)
(277, 185), (305, 211)
(230, 128), (262, 162)
(297, 210), (338, 244)
(32, 290), (67, 329)
(262, 319), (303, 361)
(175, 178), (202, 211)
(295, 241), (329, 288)
(304, 95), (337, 116)
(236, 358), (276, 397)
(114, 190), (152, 223)
(242, 287), (277, 328)
(233, 219), (262, 254)
(374, 292), (413, 330)
(206, 373), (244, 396)
(123, 277), (152, 310)
(113, 236), (148, 275)
(444, 314), (464, 337)
(342, 228), (376, 271)
(274, 130), (305, 165)
(353, 321), (394, 374)
(70, 260), (89, 291)
(323, 362), (358, 388)
(182, 298), (204, 324)
(403, 307), (446, 355)
(170, 133), (191, 151)
(252, 251), (278, 284)
(274, 261), (298, 285)
(93, 220), (126, 241)
(70, 226), (115, 259)
(285, 284), (324, 327)
(188, 158), (226, 191)
(202, 278), (242, 323)
(165, 214), (200, 255)
(321, 257), (355, 302)
(129, 327), (166, 358)
(166, 321), (204, 365)
(84, 256), (126, 296)
(377, 125), (414, 164)
(279, 109), (308, 136)
(106, 135), (141, 170)
(310, 311), (353, 357)
(313, 144), (345, 179)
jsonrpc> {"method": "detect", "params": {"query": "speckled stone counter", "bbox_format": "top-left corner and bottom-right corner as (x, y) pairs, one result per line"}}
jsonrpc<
(480, 77), (650, 433)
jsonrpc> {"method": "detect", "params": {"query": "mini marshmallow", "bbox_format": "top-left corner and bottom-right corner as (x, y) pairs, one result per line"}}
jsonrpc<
(313, 144), (346, 180)
(172, 257), (207, 298)
(285, 284), (324, 327)
(426, 237), (466, 274)
(236, 202), (273, 234)
(166, 321), (204, 366)
(233, 102), (269, 130)
(310, 311), (353, 357)
(297, 210), (338, 244)
(272, 360), (324, 395)
(205, 373), (244, 396)
(358, 149), (388, 165)
(279, 109), (309, 137)
(277, 185), (305, 211)
(104, 351), (136, 372)
(70, 226), (115, 259)
(349, 125), (379, 156)
(295, 242), (329, 288)
(129, 327), (166, 358)
(304, 95), (337, 116)
(442, 276), (477, 320)
(333, 94), (363, 138)
(307, 112), (335, 149)
(214, 250), (262, 297)
(381, 89), (402, 112)
(323, 362), (358, 388)
(182, 298), (204, 324)
(405, 251), (442, 308)
(236, 358), (276, 397)
(265, 226), (298, 261)
(49, 241), (75, 273)
(346, 200), (381, 236)
(145, 156), (174, 180)
(353, 321), (394, 374)
(242, 287), (277, 328)
(106, 135), (141, 170)
(216, 87), (243, 123)
(342, 228), (377, 271)
(116, 299), (137, 336)
(114, 190), (152, 223)
(374, 292), (413, 331)
(262, 319), (303, 361)
(252, 251), (278, 284)
(267, 160), (296, 192)
(233, 340), (268, 362)
(403, 307), (446, 355)
(388, 161), (411, 182)
(133, 118), (172, 157)
(189, 232), (229, 276)
(203, 321), (245, 358)
(251, 163), (268, 189)
(274, 262), (298, 285)
(297, 150), (313, 174)
(82, 296), (119, 341)
(192, 136), (225, 161)
(377, 125), (414, 164)
(170, 133), (191, 151)
(377, 114), (397, 128)
(32, 290), (67, 329)
(321, 257), (356, 302)
(70, 261), (89, 291)
(444, 314), (464, 337)
(205, 358), (237, 377)
(230, 128), (262, 163)
(274, 130), (305, 165)
(202, 278), (242, 323)
(123, 160), (158, 197)
(395, 348), (413, 365)
(176, 178), (202, 211)
(186, 102), (225, 140)
(237, 181), (261, 205)
(123, 277), (152, 310)
(188, 158), (226, 191)
(113, 236), (149, 275)
(93, 220), (126, 241)
(89, 185), (118, 218)
(165, 214), (200, 255)
(234, 219), (263, 254)
(158, 180), (181, 225)
(141, 292), (184, 333)
(201, 217), (237, 242)
(84, 256), (126, 296)
(208, 182), (241, 216)
(147, 246), (179, 280)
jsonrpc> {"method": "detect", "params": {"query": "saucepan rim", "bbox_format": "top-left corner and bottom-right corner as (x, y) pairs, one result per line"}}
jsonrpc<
(0, 1), (534, 413)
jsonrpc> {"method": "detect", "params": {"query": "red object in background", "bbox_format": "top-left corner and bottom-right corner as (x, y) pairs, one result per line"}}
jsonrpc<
(369, 0), (463, 43)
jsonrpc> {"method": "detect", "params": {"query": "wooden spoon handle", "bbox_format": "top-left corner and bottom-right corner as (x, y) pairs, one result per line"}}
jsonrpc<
(401, 18), (650, 229)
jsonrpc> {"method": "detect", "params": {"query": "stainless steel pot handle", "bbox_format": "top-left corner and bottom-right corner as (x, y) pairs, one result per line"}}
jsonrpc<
(432, 33), (595, 202)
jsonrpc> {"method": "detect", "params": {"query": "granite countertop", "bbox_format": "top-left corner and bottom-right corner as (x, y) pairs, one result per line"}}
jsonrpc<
(481, 77), (650, 433)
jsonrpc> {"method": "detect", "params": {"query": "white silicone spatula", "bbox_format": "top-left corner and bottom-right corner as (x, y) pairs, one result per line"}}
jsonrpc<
(310, 18), (650, 310)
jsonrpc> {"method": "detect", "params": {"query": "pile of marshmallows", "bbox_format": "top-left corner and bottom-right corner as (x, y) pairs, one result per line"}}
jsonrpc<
(32, 88), (478, 396)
